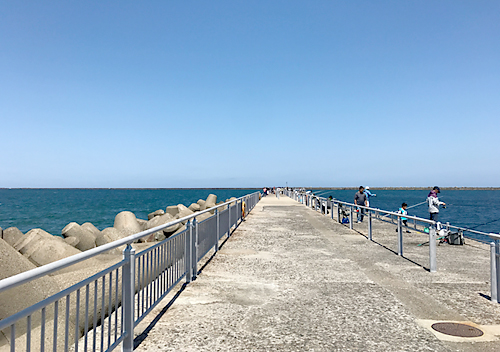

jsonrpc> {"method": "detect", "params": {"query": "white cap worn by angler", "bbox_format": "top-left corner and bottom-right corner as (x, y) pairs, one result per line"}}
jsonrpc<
(365, 186), (370, 189)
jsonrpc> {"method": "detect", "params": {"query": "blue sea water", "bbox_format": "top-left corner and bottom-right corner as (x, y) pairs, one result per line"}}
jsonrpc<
(0, 189), (258, 235)
(1, 189), (499, 242)
(311, 189), (500, 241)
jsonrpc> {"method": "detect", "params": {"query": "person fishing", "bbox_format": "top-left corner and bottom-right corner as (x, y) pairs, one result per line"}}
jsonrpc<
(427, 186), (446, 222)
(364, 186), (376, 207)
(354, 186), (368, 223)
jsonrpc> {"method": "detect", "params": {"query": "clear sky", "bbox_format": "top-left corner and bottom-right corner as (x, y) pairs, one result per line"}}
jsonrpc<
(1, 1), (499, 188)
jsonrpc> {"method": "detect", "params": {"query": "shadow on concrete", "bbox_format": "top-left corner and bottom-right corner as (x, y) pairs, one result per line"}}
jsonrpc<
(479, 292), (492, 301)
(349, 227), (430, 272)
(134, 283), (187, 349)
(134, 218), (245, 349)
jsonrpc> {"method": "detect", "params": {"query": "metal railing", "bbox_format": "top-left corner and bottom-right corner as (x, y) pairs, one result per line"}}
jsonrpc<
(0, 192), (260, 352)
(284, 189), (500, 304)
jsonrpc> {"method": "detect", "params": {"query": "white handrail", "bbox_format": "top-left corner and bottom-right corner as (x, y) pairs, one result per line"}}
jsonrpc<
(0, 192), (260, 294)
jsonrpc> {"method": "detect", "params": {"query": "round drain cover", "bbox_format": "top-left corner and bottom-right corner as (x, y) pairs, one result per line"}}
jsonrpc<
(431, 322), (483, 338)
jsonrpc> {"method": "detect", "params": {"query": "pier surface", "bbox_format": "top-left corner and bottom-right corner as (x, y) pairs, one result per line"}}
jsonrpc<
(134, 195), (500, 351)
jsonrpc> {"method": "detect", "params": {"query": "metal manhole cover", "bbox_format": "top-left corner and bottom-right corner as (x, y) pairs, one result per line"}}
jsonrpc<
(431, 322), (484, 337)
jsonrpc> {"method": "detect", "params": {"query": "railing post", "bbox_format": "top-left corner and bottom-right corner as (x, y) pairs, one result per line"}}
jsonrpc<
(491, 238), (500, 304)
(215, 208), (219, 253)
(236, 199), (240, 225)
(397, 216), (403, 256)
(368, 211), (372, 241)
(227, 204), (231, 238)
(185, 220), (192, 283)
(349, 207), (353, 230)
(192, 218), (198, 280)
(429, 224), (437, 273)
(122, 244), (136, 352)
(337, 204), (341, 223)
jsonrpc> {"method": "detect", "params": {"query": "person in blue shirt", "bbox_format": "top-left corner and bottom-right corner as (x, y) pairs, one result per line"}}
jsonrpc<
(364, 186), (376, 207)
(396, 202), (411, 233)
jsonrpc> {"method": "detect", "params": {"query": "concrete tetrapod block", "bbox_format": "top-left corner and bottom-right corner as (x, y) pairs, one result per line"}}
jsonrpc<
(64, 236), (80, 247)
(172, 224), (187, 236)
(148, 209), (165, 220)
(197, 199), (206, 211)
(195, 212), (213, 223)
(95, 227), (127, 254)
(81, 222), (101, 237)
(14, 228), (54, 256)
(1, 227), (24, 247)
(101, 227), (128, 240)
(35, 253), (125, 352)
(165, 205), (179, 218)
(114, 211), (142, 237)
(205, 202), (217, 214)
(61, 222), (97, 251)
(228, 197), (237, 206)
(95, 228), (127, 253)
(28, 237), (82, 267)
(0, 238), (62, 350)
(176, 204), (194, 223)
(206, 194), (217, 205)
(188, 203), (201, 212)
(145, 213), (181, 241)
(51, 245), (161, 352)
(137, 218), (148, 231)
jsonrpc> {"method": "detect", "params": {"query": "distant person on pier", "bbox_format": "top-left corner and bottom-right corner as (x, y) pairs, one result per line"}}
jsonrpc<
(396, 203), (411, 233)
(354, 186), (368, 223)
(326, 195), (333, 214)
(427, 186), (446, 222)
(364, 186), (376, 207)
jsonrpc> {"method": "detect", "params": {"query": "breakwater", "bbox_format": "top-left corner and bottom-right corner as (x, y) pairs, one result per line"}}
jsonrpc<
(0, 192), (260, 352)
(0, 193), (239, 268)
(0, 188), (259, 234)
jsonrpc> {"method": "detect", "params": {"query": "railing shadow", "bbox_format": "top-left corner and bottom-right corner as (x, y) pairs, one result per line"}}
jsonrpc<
(197, 234), (231, 275)
(479, 292), (492, 301)
(134, 218), (243, 349)
(134, 283), (187, 348)
(338, 221), (430, 272)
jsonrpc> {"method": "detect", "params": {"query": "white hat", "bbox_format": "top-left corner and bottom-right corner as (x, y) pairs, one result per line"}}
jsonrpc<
(365, 186), (370, 189)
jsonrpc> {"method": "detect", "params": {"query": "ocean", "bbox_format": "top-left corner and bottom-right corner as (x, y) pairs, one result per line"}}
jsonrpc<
(0, 189), (499, 242)
(311, 189), (500, 242)
(0, 189), (258, 235)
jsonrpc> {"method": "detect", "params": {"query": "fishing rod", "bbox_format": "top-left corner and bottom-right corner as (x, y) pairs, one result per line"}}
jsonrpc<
(382, 200), (429, 217)
(311, 190), (332, 197)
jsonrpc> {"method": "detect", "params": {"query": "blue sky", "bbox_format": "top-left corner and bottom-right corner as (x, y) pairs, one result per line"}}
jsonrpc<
(1, 1), (499, 188)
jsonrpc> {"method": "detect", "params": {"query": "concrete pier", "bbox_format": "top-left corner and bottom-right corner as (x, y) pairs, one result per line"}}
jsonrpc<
(134, 195), (500, 351)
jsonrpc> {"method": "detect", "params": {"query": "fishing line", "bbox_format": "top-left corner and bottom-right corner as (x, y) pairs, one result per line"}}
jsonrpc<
(382, 200), (428, 217)
(312, 190), (332, 196)
(469, 218), (500, 230)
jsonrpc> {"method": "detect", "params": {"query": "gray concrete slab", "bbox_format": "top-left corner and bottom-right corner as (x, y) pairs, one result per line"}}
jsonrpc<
(133, 195), (500, 352)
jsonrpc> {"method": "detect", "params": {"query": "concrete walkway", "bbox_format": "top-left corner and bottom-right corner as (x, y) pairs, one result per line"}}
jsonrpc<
(134, 195), (500, 352)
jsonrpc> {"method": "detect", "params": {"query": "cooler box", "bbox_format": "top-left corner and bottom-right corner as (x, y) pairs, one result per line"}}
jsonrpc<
(448, 231), (464, 245)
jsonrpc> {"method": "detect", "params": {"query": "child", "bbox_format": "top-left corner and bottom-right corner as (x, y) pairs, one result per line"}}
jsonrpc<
(396, 203), (411, 233)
